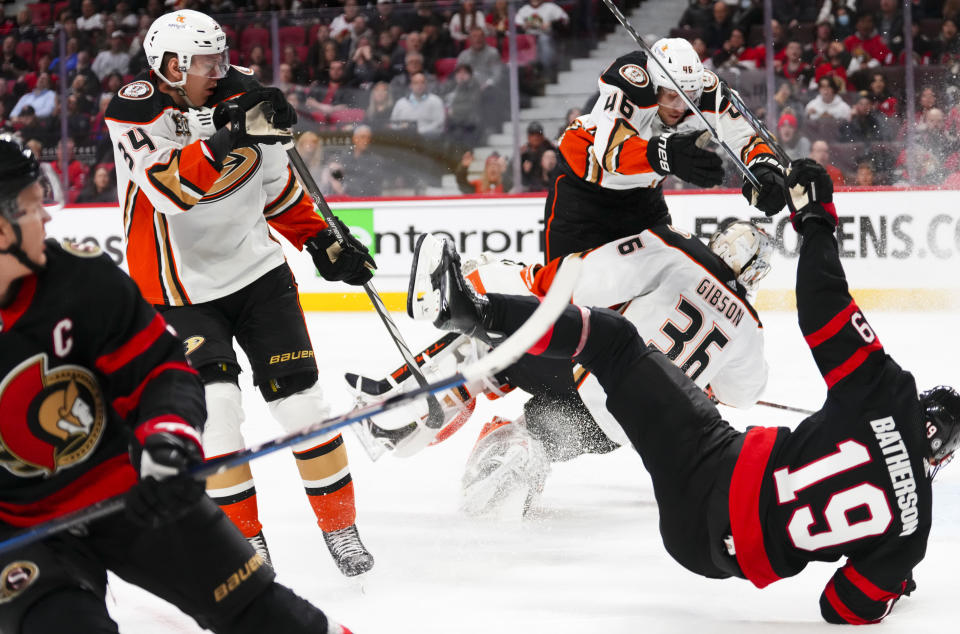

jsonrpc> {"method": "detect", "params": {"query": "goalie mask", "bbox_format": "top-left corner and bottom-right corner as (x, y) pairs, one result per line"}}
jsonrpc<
(920, 385), (960, 472)
(144, 10), (229, 92)
(708, 220), (773, 293)
(0, 137), (63, 272)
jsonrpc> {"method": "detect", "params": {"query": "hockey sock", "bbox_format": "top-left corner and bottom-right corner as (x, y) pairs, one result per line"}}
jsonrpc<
(293, 435), (357, 532)
(206, 458), (263, 539)
(484, 294), (591, 359)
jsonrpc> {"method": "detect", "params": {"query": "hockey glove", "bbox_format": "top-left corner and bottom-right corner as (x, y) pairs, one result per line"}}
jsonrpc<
(646, 130), (724, 188)
(125, 421), (206, 528)
(742, 155), (787, 216)
(213, 89), (294, 149)
(785, 158), (837, 232)
(305, 216), (377, 285)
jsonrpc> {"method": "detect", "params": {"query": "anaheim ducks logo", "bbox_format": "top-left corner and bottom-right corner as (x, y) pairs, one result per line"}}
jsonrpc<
(619, 64), (649, 88)
(183, 336), (205, 355)
(201, 146), (262, 203)
(702, 69), (719, 92)
(0, 355), (106, 477)
(118, 80), (154, 100)
(232, 65), (254, 75)
(0, 561), (39, 604)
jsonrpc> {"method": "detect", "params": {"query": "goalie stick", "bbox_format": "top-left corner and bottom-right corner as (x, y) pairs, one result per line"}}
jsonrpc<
(599, 0), (791, 185)
(285, 145), (447, 430)
(0, 256), (584, 557)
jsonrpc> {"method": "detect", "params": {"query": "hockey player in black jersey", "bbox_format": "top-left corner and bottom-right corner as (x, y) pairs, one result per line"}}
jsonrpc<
(0, 139), (352, 632)
(409, 158), (960, 624)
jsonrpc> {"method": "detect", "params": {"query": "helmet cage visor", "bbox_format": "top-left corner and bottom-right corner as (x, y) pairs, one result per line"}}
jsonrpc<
(656, 87), (701, 111)
(737, 237), (773, 292)
(187, 51), (230, 80)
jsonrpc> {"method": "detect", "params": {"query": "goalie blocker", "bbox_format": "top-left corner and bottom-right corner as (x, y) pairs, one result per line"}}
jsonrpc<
(406, 160), (960, 624)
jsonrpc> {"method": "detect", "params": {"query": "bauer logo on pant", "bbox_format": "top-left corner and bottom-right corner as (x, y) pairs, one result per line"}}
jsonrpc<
(0, 562), (39, 603)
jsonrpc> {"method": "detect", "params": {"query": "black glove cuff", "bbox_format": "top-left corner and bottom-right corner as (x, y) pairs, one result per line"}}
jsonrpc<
(646, 134), (671, 176)
(205, 128), (233, 168)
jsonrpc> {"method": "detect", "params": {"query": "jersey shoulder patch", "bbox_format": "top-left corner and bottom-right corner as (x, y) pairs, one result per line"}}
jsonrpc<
(117, 80), (155, 100)
(600, 51), (657, 107)
(231, 64), (255, 76)
(60, 239), (103, 258)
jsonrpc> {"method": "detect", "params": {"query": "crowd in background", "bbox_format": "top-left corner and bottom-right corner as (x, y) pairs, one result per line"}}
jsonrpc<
(2, 0), (960, 200)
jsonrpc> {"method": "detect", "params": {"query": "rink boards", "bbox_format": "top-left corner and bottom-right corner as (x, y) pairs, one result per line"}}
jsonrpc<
(49, 188), (960, 311)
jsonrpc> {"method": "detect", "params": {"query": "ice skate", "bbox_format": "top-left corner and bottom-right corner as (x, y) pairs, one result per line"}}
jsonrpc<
(246, 530), (273, 568)
(323, 524), (375, 577)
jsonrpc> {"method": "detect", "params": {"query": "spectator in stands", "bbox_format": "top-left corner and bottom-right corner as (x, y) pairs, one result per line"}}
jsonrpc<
(306, 23), (332, 75)
(340, 125), (385, 197)
(844, 12), (893, 66)
(295, 131), (325, 178)
(76, 164), (117, 203)
(487, 0), (511, 44)
(777, 112), (811, 159)
(0, 77), (15, 117)
(805, 20), (834, 65)
(806, 76), (852, 122)
(841, 94), (888, 142)
(409, 0), (442, 33)
(854, 157), (877, 187)
(738, 19), (786, 68)
(49, 37), (81, 75)
(868, 72), (898, 117)
(275, 63), (297, 96)
(312, 40), (340, 85)
(679, 0), (714, 32)
(704, 1), (733, 51)
(15, 8), (41, 43)
(319, 160), (346, 197)
(372, 0), (409, 35)
(11, 72), (55, 119)
(519, 121), (556, 191)
(455, 150), (508, 194)
(515, 0), (569, 74)
(389, 51), (436, 101)
(103, 71), (124, 97)
(711, 28), (752, 70)
(349, 36), (382, 87)
(443, 63), (483, 152)
(0, 35), (27, 80)
(809, 139), (846, 186)
(876, 0), (905, 52)
(49, 138), (89, 202)
(92, 31), (130, 80)
(70, 75), (96, 115)
(70, 51), (101, 97)
(364, 80), (394, 130)
(421, 22), (456, 71)
(897, 108), (960, 184)
(450, 0), (487, 44)
(692, 37), (709, 62)
(246, 45), (271, 83)
(111, 1), (139, 30)
(814, 43), (853, 91)
(938, 19), (960, 62)
(392, 31), (423, 71)
(306, 60), (359, 119)
(281, 45), (309, 86)
(17, 106), (51, 147)
(330, 0), (362, 40)
(527, 148), (558, 192)
(391, 71), (445, 139)
(772, 0), (818, 27)
(77, 0), (105, 33)
(779, 40), (811, 84)
(558, 106), (581, 136)
(819, 0), (857, 40)
(457, 27), (504, 91)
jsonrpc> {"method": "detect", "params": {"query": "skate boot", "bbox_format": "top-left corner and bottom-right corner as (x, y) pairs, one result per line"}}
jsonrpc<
(246, 530), (273, 568)
(461, 416), (550, 517)
(323, 524), (375, 577)
(407, 233), (492, 340)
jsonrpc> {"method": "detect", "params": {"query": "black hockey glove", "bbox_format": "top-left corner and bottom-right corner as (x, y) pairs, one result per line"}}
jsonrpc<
(785, 158), (837, 232)
(742, 155), (787, 216)
(646, 130), (724, 188)
(213, 89), (294, 149)
(305, 216), (377, 286)
(126, 423), (206, 528)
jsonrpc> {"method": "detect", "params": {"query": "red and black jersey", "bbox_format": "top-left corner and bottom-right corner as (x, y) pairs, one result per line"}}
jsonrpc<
(0, 241), (205, 528)
(727, 221), (930, 624)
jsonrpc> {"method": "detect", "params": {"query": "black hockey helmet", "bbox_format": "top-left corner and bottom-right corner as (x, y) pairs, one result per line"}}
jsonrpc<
(920, 385), (960, 468)
(0, 137), (42, 223)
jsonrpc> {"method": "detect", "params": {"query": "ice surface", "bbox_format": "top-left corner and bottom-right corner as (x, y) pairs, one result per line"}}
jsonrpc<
(106, 311), (960, 633)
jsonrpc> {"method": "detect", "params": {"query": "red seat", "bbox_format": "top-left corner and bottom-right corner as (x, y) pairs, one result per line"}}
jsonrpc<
(501, 34), (537, 66)
(308, 23), (324, 45)
(228, 48), (241, 65)
(434, 57), (458, 81)
(53, 1), (69, 20)
(35, 40), (54, 62)
(22, 72), (37, 91)
(15, 41), (35, 67)
(240, 25), (271, 54)
(27, 3), (51, 27)
(486, 36), (498, 49)
(328, 109), (366, 125)
(296, 45), (309, 62)
(221, 25), (237, 46)
(278, 26), (306, 46)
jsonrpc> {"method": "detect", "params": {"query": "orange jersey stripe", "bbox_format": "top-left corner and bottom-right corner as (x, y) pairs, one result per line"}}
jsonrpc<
(126, 190), (166, 304)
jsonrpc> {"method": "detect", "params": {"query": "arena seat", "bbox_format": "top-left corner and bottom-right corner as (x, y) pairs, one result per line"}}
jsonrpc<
(279, 25), (306, 46)
(15, 41), (35, 67)
(27, 3), (51, 27)
(328, 109), (366, 125)
(669, 27), (703, 43)
(34, 40), (54, 63)
(435, 57), (458, 81)
(500, 34), (537, 66)
(240, 25), (271, 54)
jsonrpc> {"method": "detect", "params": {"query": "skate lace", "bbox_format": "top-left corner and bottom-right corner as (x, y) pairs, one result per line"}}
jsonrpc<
(325, 526), (367, 559)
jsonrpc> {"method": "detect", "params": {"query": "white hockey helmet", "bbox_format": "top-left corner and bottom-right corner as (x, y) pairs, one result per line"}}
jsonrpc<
(144, 10), (229, 89)
(708, 220), (773, 293)
(649, 37), (704, 104)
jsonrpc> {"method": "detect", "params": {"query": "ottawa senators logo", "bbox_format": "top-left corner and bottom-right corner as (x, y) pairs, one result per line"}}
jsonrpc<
(0, 562), (39, 604)
(201, 146), (262, 203)
(0, 355), (106, 477)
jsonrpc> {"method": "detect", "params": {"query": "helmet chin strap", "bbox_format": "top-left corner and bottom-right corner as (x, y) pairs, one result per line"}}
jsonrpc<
(0, 222), (44, 274)
(176, 85), (199, 109)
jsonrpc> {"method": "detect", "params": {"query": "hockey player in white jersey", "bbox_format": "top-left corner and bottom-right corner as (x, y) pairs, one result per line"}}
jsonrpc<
(348, 221), (772, 513)
(105, 10), (375, 576)
(545, 37), (786, 261)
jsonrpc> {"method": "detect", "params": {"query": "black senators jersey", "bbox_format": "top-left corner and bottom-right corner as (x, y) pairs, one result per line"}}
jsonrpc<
(0, 241), (205, 528)
(727, 222), (930, 624)
(105, 67), (327, 306)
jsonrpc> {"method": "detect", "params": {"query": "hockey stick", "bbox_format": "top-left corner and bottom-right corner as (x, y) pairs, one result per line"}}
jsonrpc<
(599, 0), (761, 190)
(0, 257), (584, 557)
(756, 399), (814, 415)
(284, 146), (446, 430)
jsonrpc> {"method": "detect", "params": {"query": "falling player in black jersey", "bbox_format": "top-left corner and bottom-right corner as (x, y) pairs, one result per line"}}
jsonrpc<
(0, 139), (352, 633)
(409, 158), (960, 624)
